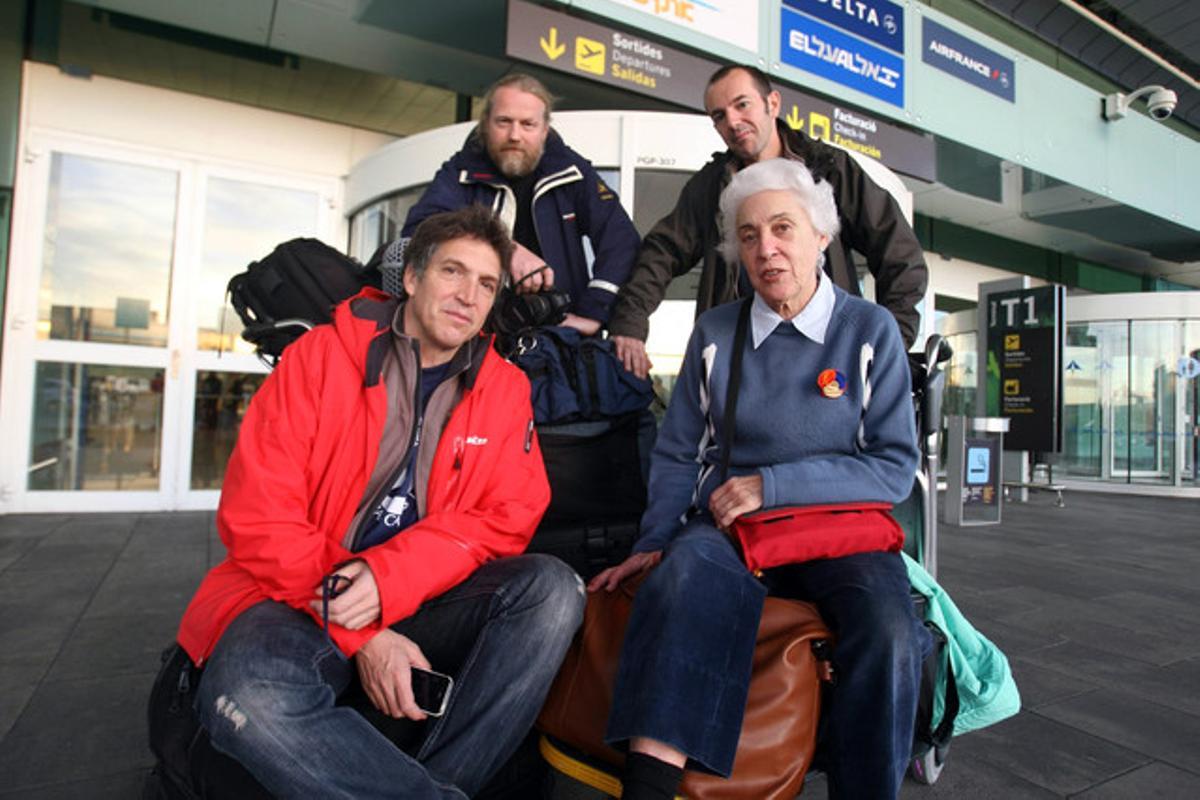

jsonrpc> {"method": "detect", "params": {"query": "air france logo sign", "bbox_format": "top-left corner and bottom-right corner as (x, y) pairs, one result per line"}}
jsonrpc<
(922, 18), (1015, 102)
(781, 0), (905, 108)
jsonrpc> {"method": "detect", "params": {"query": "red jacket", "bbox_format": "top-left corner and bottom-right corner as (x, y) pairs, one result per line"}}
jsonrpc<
(177, 289), (550, 663)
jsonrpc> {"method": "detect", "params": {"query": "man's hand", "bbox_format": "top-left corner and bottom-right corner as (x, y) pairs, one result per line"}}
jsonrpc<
(355, 630), (431, 720)
(613, 335), (652, 379)
(510, 243), (554, 293)
(310, 559), (381, 631)
(708, 475), (764, 530)
(587, 550), (661, 592)
(560, 313), (601, 336)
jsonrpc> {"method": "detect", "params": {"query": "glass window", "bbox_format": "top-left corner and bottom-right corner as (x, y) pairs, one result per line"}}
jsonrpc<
(191, 371), (267, 489)
(1183, 321), (1200, 487)
(1061, 321), (1127, 481)
(40, 153), (177, 346)
(348, 185), (428, 262)
(943, 331), (978, 421)
(29, 362), (165, 490)
(197, 177), (320, 354)
(1128, 321), (1179, 484)
(633, 169), (699, 303)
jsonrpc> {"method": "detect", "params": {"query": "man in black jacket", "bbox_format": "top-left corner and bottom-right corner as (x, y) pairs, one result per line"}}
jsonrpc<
(609, 65), (928, 377)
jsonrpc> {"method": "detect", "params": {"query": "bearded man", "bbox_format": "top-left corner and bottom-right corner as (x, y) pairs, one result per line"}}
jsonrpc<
(402, 73), (640, 336)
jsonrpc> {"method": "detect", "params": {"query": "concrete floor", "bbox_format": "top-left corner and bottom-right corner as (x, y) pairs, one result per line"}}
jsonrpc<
(1, 491), (1199, 798)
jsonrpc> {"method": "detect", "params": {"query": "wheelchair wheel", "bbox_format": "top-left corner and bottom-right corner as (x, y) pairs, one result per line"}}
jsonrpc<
(910, 743), (948, 785)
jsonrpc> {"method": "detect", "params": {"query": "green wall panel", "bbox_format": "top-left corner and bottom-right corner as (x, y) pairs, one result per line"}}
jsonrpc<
(914, 214), (1160, 295)
(1, 0), (27, 189)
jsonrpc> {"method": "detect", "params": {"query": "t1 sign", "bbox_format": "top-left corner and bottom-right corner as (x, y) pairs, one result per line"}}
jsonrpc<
(985, 285), (1064, 452)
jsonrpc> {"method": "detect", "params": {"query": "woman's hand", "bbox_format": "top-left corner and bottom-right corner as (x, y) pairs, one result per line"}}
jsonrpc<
(587, 550), (662, 592)
(709, 475), (764, 530)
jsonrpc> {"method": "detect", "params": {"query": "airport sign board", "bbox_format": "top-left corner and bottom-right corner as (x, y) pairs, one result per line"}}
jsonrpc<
(507, 0), (934, 181)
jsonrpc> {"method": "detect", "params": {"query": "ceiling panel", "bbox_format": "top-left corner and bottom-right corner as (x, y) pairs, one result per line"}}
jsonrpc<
(974, 0), (1199, 132)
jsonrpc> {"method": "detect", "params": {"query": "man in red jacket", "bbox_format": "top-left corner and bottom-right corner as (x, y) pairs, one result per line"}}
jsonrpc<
(169, 206), (584, 798)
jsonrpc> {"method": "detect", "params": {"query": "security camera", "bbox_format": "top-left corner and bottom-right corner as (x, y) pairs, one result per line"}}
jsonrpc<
(1102, 85), (1178, 122)
(1145, 87), (1177, 120)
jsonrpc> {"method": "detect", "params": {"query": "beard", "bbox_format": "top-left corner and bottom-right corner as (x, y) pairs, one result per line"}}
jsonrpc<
(487, 139), (543, 178)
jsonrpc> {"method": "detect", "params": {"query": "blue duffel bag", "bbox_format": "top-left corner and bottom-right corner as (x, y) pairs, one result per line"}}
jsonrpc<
(514, 326), (655, 424)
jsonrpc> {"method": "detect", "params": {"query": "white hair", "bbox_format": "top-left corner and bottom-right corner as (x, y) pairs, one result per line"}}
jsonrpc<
(718, 159), (840, 266)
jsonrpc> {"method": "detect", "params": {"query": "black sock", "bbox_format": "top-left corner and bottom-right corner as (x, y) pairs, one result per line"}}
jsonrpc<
(620, 751), (684, 800)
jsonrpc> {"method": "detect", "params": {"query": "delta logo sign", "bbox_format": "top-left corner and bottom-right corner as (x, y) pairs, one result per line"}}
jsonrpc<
(922, 17), (1015, 102)
(781, 0), (906, 108)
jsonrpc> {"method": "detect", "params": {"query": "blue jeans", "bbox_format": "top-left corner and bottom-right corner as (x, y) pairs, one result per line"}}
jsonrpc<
(194, 554), (584, 799)
(606, 521), (930, 799)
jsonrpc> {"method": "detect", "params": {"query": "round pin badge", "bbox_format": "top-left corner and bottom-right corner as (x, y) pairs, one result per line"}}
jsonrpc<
(817, 368), (846, 398)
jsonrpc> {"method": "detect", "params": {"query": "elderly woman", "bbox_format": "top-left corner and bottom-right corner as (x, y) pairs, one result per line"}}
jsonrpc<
(589, 158), (931, 800)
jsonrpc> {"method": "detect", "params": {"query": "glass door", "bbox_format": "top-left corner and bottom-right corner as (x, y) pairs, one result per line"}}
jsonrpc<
(175, 167), (330, 509)
(0, 138), (188, 511)
(0, 134), (338, 512)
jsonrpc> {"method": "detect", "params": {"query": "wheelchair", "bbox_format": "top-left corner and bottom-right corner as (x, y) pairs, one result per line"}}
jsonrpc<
(538, 334), (955, 798)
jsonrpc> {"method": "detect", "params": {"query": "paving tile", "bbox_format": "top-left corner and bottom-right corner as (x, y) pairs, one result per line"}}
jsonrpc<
(1013, 639), (1163, 688)
(1036, 688), (1200, 773)
(1072, 762), (1200, 799)
(0, 515), (66, 539)
(0, 568), (107, 667)
(1005, 613), (1193, 666)
(1092, 591), (1200, 643)
(0, 673), (154, 789)
(45, 611), (180, 682)
(1009, 658), (1098, 710)
(0, 538), (42, 570)
(950, 713), (1150, 796)
(977, 586), (1097, 625)
(126, 513), (212, 553)
(1113, 658), (1200, 719)
(51, 513), (141, 534)
(958, 616), (1066, 658)
(9, 530), (129, 576)
(897, 751), (1061, 799)
(0, 664), (44, 742)
(82, 551), (207, 619)
(0, 768), (149, 799)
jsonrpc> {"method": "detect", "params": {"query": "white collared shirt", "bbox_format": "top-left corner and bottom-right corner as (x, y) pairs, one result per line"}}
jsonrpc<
(749, 273), (835, 349)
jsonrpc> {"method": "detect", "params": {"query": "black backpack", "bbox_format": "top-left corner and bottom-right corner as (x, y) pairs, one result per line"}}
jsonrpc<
(226, 238), (381, 362)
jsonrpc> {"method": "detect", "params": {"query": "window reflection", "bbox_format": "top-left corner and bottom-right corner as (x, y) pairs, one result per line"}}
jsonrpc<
(191, 371), (266, 489)
(348, 185), (427, 262)
(29, 362), (165, 490)
(1128, 321), (1178, 484)
(40, 153), (177, 346)
(197, 177), (319, 353)
(1183, 322), (1200, 487)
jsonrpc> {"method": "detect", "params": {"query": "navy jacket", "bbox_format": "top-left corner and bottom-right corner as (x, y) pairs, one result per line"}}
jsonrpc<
(402, 130), (640, 324)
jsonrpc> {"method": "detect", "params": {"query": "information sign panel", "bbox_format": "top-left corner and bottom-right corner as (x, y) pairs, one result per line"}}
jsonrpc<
(782, 0), (904, 54)
(780, 7), (904, 107)
(985, 285), (1065, 452)
(606, 0), (760, 53)
(506, 0), (933, 180)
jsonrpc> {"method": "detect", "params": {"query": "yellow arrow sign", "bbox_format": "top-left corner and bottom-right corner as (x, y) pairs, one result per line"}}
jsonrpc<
(540, 27), (566, 60)
(785, 105), (804, 131)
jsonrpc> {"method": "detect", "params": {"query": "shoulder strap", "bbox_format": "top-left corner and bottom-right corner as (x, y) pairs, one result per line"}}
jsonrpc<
(719, 297), (754, 482)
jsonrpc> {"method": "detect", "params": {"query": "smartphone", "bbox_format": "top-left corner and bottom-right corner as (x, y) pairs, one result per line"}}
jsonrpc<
(411, 667), (453, 717)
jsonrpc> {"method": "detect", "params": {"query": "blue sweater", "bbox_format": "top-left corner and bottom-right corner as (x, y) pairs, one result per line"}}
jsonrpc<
(636, 286), (919, 553)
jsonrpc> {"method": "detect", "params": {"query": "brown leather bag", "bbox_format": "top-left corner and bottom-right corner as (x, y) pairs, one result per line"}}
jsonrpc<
(537, 575), (834, 799)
